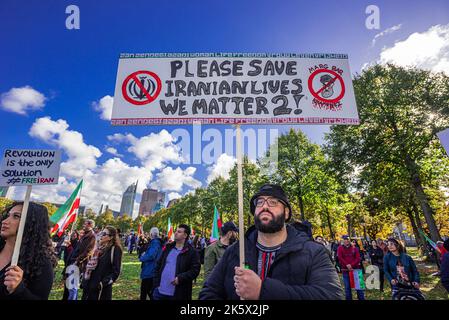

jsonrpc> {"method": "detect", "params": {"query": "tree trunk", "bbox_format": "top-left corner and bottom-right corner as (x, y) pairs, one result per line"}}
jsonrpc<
(405, 155), (441, 241)
(346, 215), (351, 237)
(298, 193), (305, 221)
(326, 208), (335, 240)
(406, 207), (426, 255)
(412, 200), (428, 255)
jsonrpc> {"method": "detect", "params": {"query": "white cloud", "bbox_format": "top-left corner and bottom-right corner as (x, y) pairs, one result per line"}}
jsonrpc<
(151, 166), (201, 192)
(29, 117), (102, 178)
(168, 192), (182, 201)
(105, 147), (122, 157)
(379, 24), (449, 75)
(25, 118), (197, 213)
(79, 158), (152, 212)
(206, 153), (236, 183)
(0, 86), (46, 115)
(372, 24), (402, 47)
(92, 95), (114, 121)
(108, 130), (183, 170)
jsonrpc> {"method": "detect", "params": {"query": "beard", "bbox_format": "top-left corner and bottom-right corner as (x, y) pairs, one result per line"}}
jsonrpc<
(254, 209), (285, 233)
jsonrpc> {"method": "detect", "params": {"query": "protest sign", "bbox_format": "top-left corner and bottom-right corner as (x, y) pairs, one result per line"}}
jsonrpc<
(111, 53), (359, 125)
(0, 149), (61, 186)
(437, 127), (449, 156)
(0, 149), (61, 266)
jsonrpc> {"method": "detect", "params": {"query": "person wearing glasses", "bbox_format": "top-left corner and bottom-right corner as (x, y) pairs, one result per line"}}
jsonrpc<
(0, 202), (57, 300)
(199, 184), (343, 300)
(81, 226), (122, 300)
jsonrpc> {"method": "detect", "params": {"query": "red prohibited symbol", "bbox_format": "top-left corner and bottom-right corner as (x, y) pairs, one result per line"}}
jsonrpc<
(122, 70), (162, 105)
(308, 69), (345, 103)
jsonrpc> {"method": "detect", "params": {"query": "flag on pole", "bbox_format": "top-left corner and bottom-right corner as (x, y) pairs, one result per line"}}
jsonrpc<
(419, 230), (441, 253)
(191, 227), (195, 236)
(50, 180), (83, 237)
(137, 223), (143, 236)
(349, 269), (365, 290)
(167, 217), (174, 241)
(210, 205), (222, 243)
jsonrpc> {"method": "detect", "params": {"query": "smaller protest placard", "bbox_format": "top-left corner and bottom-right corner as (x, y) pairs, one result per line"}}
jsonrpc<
(0, 149), (61, 186)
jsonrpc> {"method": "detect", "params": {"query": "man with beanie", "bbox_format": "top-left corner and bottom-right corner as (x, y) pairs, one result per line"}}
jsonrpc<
(199, 184), (343, 300)
(204, 221), (239, 281)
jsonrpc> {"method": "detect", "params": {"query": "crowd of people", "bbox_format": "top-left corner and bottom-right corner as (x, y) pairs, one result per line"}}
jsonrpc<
(1, 184), (449, 300)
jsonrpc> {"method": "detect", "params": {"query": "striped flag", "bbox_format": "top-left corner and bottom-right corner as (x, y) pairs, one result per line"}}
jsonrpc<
(419, 230), (441, 253)
(210, 205), (222, 243)
(50, 180), (83, 237)
(167, 217), (174, 241)
(349, 269), (365, 290)
(137, 223), (143, 236)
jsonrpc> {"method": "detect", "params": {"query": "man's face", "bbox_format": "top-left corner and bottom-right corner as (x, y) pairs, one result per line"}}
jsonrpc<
(227, 231), (238, 244)
(343, 239), (350, 246)
(83, 221), (92, 232)
(254, 196), (288, 234)
(174, 227), (187, 242)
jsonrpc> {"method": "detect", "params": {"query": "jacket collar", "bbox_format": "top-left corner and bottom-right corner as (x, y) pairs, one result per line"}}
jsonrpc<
(165, 240), (191, 254)
(234, 222), (310, 262)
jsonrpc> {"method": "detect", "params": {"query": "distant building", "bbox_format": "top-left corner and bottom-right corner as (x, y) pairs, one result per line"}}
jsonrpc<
(139, 188), (165, 216)
(152, 199), (165, 213)
(393, 222), (416, 246)
(119, 181), (138, 218)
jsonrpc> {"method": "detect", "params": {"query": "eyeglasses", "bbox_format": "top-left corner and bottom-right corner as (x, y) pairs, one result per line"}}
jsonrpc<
(100, 232), (111, 237)
(254, 197), (283, 207)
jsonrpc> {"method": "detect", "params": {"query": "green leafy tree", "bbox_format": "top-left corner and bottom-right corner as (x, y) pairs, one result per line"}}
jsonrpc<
(326, 64), (449, 241)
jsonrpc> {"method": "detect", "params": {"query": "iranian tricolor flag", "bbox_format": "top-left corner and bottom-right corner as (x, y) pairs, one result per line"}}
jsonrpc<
(210, 205), (222, 243)
(167, 217), (174, 241)
(137, 223), (144, 236)
(50, 180), (83, 237)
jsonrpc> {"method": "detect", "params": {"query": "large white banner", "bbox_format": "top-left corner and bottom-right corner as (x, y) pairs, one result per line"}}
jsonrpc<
(437, 127), (449, 156)
(0, 149), (61, 186)
(112, 53), (359, 125)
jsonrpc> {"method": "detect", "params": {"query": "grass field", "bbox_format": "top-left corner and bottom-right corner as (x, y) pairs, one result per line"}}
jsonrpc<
(49, 247), (448, 300)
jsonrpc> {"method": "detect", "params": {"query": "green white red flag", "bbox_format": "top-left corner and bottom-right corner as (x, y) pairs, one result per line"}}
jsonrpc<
(210, 205), (222, 243)
(167, 217), (174, 241)
(50, 180), (83, 237)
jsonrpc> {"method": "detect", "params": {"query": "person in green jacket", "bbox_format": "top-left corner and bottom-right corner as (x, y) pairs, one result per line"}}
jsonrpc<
(204, 221), (238, 281)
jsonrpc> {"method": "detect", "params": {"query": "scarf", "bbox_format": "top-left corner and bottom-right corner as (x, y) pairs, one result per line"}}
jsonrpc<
(84, 243), (110, 280)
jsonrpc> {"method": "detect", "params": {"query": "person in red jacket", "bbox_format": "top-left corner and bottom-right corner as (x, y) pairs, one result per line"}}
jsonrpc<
(337, 235), (365, 300)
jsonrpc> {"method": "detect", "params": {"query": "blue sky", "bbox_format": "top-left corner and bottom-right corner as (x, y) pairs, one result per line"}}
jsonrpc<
(1, 0), (449, 216)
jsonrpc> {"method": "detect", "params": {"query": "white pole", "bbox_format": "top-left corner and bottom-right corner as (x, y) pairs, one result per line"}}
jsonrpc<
(236, 124), (245, 269)
(11, 185), (32, 266)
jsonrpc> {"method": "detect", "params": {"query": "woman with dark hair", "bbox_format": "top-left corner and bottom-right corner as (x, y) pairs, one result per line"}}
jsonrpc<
(384, 238), (422, 299)
(81, 226), (122, 300)
(0, 201), (57, 300)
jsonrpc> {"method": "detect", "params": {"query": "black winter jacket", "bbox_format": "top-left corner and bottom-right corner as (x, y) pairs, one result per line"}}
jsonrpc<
(199, 223), (344, 300)
(153, 241), (201, 300)
(82, 245), (122, 300)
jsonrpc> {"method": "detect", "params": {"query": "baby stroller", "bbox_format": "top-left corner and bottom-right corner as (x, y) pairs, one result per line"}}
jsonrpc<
(392, 283), (425, 300)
